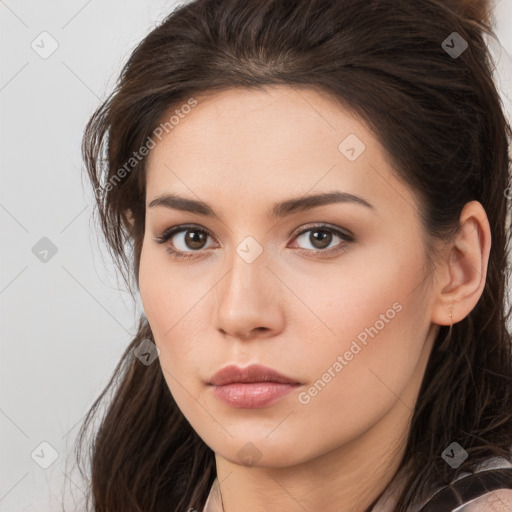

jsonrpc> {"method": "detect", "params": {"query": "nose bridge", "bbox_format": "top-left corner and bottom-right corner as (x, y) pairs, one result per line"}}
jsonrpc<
(214, 235), (282, 337)
(220, 238), (269, 307)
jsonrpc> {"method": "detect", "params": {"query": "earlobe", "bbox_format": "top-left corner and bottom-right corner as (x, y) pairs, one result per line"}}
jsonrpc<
(431, 201), (491, 326)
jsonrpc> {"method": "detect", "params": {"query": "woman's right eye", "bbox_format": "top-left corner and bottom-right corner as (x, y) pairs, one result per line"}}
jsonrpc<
(154, 225), (216, 259)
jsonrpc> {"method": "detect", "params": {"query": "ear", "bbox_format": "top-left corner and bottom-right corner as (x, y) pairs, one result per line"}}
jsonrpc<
(123, 208), (135, 232)
(431, 200), (491, 326)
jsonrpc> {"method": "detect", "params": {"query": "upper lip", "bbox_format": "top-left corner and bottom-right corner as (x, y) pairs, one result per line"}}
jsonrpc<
(208, 363), (301, 386)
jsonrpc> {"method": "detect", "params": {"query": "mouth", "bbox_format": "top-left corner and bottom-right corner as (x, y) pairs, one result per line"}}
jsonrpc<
(207, 363), (302, 409)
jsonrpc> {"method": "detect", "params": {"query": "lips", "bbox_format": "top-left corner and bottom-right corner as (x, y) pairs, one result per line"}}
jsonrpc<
(208, 363), (301, 386)
(208, 363), (302, 409)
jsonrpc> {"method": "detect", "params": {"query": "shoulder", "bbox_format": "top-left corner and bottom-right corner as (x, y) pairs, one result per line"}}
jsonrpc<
(453, 488), (512, 512)
(412, 449), (512, 512)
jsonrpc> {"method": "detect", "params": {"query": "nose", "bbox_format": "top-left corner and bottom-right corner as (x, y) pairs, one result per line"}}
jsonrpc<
(213, 248), (284, 341)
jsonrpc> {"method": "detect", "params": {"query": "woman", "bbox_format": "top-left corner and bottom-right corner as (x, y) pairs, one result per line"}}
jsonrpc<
(75, 0), (512, 510)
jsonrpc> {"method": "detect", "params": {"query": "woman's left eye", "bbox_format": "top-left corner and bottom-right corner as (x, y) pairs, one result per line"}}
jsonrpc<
(291, 224), (354, 255)
(153, 223), (354, 260)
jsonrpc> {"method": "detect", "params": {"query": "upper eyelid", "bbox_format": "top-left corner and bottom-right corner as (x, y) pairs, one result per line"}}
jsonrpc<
(293, 223), (352, 236)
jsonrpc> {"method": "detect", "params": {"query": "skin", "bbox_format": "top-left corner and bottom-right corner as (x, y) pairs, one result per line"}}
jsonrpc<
(457, 490), (512, 512)
(137, 85), (491, 512)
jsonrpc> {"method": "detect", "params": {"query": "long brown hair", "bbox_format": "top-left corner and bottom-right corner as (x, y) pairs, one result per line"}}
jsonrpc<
(73, 0), (512, 510)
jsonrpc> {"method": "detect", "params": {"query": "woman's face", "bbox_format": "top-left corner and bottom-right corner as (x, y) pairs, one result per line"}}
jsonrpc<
(139, 85), (441, 468)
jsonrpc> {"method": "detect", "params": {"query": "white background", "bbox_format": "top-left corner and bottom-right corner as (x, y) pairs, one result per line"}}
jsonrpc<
(1, 1), (511, 510)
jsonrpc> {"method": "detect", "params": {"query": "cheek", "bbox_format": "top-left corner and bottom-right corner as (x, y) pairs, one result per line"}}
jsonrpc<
(293, 244), (429, 398)
(138, 241), (207, 374)
(138, 253), (204, 417)
(139, 243), (178, 358)
(139, 240), (185, 329)
(288, 255), (412, 347)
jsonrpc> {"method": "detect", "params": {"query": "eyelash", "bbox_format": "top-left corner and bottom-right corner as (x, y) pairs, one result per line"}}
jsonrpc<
(153, 223), (354, 260)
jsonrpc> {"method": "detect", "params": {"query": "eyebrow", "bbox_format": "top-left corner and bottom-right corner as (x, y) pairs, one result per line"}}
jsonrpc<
(148, 191), (374, 220)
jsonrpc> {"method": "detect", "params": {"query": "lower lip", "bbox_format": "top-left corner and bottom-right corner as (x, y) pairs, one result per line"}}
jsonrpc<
(211, 382), (300, 408)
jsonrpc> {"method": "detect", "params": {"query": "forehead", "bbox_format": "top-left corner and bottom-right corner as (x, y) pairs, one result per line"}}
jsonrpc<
(144, 85), (419, 222)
